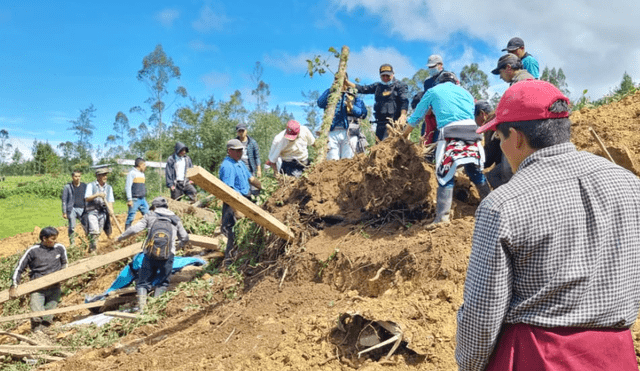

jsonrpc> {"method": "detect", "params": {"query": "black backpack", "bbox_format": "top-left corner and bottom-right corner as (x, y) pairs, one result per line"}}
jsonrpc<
(143, 214), (179, 260)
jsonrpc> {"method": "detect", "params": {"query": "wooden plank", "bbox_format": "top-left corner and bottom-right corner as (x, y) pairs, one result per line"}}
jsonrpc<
(103, 311), (138, 319)
(0, 301), (106, 323)
(167, 198), (218, 223)
(187, 166), (295, 242)
(0, 242), (143, 304)
(0, 351), (64, 362)
(189, 235), (222, 250)
(0, 345), (83, 351)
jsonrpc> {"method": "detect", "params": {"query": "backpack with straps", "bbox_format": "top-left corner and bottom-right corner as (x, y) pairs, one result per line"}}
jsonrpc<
(143, 213), (179, 260)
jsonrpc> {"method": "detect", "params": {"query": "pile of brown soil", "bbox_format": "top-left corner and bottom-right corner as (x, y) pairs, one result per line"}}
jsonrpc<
(265, 135), (439, 231)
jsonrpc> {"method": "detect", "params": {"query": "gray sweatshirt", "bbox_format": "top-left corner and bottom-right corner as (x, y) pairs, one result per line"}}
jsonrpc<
(117, 208), (189, 254)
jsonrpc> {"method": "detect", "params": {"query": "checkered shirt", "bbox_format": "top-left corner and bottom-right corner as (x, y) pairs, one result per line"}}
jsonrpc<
(455, 142), (640, 371)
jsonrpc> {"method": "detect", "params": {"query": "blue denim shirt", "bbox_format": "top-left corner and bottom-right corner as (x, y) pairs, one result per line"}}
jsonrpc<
(219, 156), (251, 196)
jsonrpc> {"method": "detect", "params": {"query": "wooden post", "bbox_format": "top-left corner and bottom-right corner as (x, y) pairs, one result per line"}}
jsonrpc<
(589, 127), (616, 164)
(314, 46), (351, 164)
(186, 166), (295, 241)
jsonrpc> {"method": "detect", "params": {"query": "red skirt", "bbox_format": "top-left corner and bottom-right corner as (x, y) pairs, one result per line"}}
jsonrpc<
(485, 323), (638, 371)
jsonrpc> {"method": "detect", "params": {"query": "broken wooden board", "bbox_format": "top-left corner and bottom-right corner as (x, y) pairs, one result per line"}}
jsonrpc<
(187, 166), (295, 241)
(0, 243), (144, 304)
(0, 301), (106, 323)
(167, 198), (218, 223)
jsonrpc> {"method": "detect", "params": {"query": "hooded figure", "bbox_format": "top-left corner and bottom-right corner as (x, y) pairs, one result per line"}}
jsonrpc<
(165, 142), (197, 201)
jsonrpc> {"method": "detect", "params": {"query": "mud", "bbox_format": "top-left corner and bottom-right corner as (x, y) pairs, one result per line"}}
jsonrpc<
(2, 92), (640, 370)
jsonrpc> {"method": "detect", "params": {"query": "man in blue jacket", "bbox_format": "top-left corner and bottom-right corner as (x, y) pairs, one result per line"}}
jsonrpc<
(219, 139), (262, 266)
(317, 74), (368, 160)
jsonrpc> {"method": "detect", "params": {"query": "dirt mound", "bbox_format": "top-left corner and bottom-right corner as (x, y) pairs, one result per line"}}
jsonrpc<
(265, 135), (439, 231)
(571, 91), (640, 175)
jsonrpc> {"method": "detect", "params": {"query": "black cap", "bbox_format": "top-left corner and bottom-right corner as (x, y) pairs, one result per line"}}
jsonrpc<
(236, 123), (248, 131)
(474, 100), (492, 117)
(379, 64), (394, 76)
(491, 54), (520, 75)
(502, 37), (525, 52)
(435, 71), (458, 85)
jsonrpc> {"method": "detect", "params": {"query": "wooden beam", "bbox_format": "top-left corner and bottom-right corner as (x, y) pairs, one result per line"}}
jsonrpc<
(103, 311), (138, 320)
(189, 235), (223, 251)
(0, 243), (144, 304)
(167, 198), (218, 223)
(0, 301), (106, 323)
(186, 166), (295, 241)
(0, 345), (84, 351)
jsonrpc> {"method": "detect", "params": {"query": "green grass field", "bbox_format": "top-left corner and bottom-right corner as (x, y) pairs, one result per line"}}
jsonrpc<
(0, 174), (130, 239)
(0, 194), (128, 239)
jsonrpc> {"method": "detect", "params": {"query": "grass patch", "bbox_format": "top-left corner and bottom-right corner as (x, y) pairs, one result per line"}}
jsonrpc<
(0, 194), (127, 239)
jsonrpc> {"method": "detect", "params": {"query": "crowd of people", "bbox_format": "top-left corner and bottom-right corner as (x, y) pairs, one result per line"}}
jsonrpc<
(8, 36), (640, 371)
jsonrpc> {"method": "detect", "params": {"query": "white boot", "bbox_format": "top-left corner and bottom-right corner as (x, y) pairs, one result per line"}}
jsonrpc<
(427, 187), (453, 230)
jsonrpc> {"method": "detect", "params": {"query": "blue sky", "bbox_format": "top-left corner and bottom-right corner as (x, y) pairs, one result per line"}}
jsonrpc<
(1, 1), (637, 159)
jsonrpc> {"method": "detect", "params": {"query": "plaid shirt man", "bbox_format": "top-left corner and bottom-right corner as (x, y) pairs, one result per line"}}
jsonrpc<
(457, 80), (640, 370)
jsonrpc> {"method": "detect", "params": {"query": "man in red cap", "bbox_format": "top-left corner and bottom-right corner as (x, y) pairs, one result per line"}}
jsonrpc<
(456, 80), (640, 371)
(265, 120), (315, 177)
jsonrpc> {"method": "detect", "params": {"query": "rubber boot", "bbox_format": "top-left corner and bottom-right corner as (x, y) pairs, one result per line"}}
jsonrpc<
(427, 187), (453, 230)
(154, 286), (167, 298)
(88, 235), (98, 253)
(136, 287), (147, 312)
(476, 182), (491, 201)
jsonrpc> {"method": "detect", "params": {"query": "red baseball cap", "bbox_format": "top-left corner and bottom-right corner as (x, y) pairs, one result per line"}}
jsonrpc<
(477, 80), (570, 133)
(284, 120), (301, 140)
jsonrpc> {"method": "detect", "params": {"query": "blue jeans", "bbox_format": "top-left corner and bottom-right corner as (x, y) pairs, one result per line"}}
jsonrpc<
(126, 198), (149, 226)
(442, 163), (487, 188)
(67, 207), (84, 238)
(137, 254), (174, 291)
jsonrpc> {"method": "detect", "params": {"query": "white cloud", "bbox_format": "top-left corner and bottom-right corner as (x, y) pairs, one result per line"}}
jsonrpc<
(188, 40), (218, 52)
(332, 0), (640, 99)
(155, 8), (180, 28)
(192, 5), (230, 33)
(201, 71), (231, 89)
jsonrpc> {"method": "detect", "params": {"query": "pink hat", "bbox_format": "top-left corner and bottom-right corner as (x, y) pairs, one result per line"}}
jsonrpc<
(284, 120), (301, 140)
(477, 80), (570, 133)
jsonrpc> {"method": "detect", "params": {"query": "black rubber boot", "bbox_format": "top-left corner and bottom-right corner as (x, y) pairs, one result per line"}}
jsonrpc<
(427, 187), (453, 230)
(476, 182), (491, 201)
